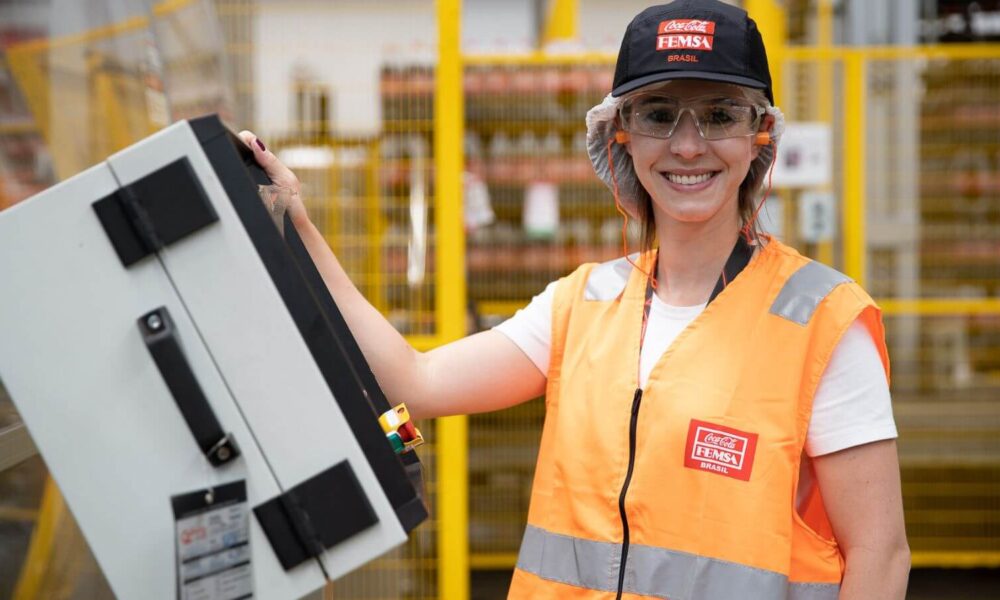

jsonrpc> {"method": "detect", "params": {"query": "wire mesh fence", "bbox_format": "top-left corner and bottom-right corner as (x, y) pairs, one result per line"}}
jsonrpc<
(2, 1), (1000, 598)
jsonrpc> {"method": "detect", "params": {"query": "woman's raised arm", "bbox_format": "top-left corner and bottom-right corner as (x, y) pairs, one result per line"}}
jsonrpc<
(238, 131), (546, 419)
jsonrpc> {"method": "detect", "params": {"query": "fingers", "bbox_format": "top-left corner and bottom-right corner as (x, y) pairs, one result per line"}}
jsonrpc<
(236, 129), (256, 147)
(236, 129), (301, 193)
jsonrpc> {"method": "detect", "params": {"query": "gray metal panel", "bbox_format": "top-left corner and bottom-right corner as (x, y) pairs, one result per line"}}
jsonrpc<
(106, 122), (406, 581)
(0, 159), (320, 599)
(769, 261), (851, 325)
(0, 118), (414, 597)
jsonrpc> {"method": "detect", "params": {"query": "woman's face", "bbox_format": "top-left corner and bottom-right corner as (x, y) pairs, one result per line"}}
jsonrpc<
(625, 80), (761, 230)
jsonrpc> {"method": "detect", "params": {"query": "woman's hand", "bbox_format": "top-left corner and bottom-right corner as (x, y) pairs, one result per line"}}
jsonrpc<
(236, 130), (310, 228)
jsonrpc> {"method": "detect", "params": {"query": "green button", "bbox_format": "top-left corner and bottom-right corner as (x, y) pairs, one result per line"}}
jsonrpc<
(387, 432), (404, 453)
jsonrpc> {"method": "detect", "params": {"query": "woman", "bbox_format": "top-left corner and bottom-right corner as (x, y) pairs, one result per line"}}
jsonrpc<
(241, 2), (909, 597)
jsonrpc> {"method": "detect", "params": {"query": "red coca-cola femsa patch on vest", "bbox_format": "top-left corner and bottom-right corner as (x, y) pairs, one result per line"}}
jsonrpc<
(684, 419), (758, 481)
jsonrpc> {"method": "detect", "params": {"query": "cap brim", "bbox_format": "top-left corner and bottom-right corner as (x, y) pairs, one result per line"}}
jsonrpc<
(612, 71), (769, 98)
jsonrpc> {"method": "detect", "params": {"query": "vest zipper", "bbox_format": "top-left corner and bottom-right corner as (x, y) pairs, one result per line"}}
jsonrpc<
(616, 387), (643, 600)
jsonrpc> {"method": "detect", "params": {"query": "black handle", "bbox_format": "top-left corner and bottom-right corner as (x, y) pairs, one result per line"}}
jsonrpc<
(138, 307), (240, 467)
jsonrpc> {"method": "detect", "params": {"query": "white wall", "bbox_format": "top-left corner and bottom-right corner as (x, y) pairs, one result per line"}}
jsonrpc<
(578, 0), (659, 51)
(463, 0), (535, 54)
(253, 0), (665, 136)
(255, 0), (436, 137)
(0, 2), (50, 32)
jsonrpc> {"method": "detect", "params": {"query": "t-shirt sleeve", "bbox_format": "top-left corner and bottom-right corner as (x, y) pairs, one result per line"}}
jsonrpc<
(492, 280), (557, 377)
(805, 317), (898, 457)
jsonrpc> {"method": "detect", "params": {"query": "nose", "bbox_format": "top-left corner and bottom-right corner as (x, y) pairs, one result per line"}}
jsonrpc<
(669, 111), (706, 160)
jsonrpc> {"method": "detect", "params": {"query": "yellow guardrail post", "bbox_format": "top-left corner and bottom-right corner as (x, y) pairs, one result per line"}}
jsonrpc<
(744, 0), (792, 236)
(744, 0), (787, 239)
(843, 50), (866, 285)
(542, 0), (578, 47)
(13, 478), (65, 600)
(744, 0), (786, 108)
(366, 139), (387, 313)
(878, 298), (1000, 316)
(435, 0), (469, 599)
(326, 147), (343, 257)
(815, 0), (835, 266)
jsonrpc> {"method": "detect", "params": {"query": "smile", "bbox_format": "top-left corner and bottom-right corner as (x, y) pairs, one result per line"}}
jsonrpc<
(663, 171), (719, 185)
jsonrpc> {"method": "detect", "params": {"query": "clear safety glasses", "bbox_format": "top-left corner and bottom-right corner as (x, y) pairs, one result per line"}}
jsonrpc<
(619, 93), (766, 141)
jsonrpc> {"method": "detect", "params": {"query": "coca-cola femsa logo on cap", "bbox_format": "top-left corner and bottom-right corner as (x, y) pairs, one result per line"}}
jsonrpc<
(659, 19), (716, 34)
(684, 419), (759, 481)
(656, 19), (717, 52)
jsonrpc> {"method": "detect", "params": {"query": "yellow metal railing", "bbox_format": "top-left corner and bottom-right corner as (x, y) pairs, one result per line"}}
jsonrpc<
(5, 2), (1000, 597)
(788, 41), (1000, 568)
(842, 51), (867, 285)
(541, 0), (578, 47)
(434, 2), (470, 600)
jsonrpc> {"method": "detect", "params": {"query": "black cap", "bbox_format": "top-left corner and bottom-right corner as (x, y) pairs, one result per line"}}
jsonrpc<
(612, 0), (773, 103)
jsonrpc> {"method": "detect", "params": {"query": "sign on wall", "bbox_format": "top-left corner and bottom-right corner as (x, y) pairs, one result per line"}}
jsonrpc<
(771, 122), (832, 188)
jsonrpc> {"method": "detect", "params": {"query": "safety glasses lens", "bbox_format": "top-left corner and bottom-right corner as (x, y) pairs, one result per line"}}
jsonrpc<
(622, 97), (762, 140)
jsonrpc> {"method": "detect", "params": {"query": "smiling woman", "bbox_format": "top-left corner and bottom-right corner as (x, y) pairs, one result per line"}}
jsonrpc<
(238, 1), (910, 598)
(622, 80), (767, 246)
(589, 79), (780, 254)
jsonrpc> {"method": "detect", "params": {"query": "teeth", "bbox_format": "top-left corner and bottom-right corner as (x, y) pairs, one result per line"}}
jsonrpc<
(666, 172), (714, 185)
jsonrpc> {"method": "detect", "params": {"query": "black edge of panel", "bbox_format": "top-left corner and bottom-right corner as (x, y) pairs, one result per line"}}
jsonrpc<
(189, 114), (227, 143)
(398, 452), (428, 532)
(190, 114), (270, 186)
(187, 115), (426, 531)
(282, 213), (428, 531)
(281, 212), (391, 414)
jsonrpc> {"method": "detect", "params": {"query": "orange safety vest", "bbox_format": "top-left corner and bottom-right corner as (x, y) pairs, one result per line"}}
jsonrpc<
(509, 239), (889, 600)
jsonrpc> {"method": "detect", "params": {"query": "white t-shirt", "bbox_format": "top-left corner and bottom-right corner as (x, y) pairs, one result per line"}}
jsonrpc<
(494, 279), (898, 459)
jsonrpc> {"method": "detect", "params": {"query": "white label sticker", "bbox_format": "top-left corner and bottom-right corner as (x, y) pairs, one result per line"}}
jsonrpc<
(772, 122), (832, 188)
(173, 481), (253, 600)
(798, 191), (836, 243)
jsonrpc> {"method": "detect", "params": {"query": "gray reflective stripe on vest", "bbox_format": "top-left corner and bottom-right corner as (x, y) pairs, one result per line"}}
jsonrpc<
(789, 583), (840, 600)
(584, 253), (638, 301)
(517, 525), (840, 599)
(769, 261), (852, 325)
(517, 524), (620, 592)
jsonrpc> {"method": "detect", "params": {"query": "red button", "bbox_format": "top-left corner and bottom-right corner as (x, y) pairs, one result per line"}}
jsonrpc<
(399, 421), (417, 442)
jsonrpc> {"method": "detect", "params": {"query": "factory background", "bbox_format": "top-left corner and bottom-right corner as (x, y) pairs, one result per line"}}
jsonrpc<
(0, 0), (999, 597)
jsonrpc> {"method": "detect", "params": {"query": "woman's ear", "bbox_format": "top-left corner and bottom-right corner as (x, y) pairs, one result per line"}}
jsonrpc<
(614, 117), (632, 155)
(751, 114), (775, 160)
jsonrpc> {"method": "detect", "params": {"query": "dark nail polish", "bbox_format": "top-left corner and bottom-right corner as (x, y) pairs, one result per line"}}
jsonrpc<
(255, 138), (266, 152)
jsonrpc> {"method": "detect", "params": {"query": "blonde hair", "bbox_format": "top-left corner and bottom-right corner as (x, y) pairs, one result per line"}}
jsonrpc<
(635, 86), (774, 251)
